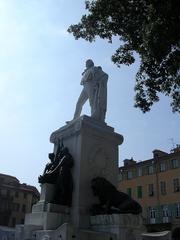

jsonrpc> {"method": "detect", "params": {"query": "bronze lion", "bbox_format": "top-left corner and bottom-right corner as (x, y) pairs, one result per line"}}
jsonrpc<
(91, 177), (142, 215)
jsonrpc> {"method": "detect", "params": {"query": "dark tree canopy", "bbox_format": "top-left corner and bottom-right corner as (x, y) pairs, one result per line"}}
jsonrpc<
(68, 0), (180, 113)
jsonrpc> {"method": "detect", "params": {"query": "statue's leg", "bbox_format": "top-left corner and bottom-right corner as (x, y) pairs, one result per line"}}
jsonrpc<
(99, 109), (106, 122)
(85, 82), (97, 117)
(73, 88), (88, 119)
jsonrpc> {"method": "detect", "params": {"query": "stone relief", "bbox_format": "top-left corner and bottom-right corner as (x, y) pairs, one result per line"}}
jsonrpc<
(88, 145), (114, 180)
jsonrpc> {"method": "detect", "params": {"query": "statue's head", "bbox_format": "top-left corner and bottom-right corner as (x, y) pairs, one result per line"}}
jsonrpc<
(48, 153), (55, 162)
(86, 59), (94, 68)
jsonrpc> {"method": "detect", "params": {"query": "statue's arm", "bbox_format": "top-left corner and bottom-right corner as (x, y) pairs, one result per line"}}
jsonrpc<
(43, 163), (51, 174)
(80, 69), (93, 85)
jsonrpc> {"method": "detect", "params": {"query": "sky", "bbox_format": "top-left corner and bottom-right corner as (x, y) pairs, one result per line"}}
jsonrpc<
(0, 0), (179, 189)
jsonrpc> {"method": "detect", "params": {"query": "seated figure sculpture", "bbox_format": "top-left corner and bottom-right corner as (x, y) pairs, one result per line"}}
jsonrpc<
(38, 152), (59, 184)
(91, 177), (142, 215)
(38, 143), (74, 207)
(53, 147), (74, 207)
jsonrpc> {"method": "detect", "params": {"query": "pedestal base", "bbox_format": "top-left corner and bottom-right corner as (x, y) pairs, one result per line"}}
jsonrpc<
(16, 183), (71, 240)
(16, 213), (145, 240)
(90, 214), (144, 240)
(24, 183), (70, 230)
(32, 223), (116, 240)
(25, 211), (69, 230)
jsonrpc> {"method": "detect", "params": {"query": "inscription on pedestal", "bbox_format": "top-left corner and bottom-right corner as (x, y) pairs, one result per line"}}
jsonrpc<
(90, 214), (142, 228)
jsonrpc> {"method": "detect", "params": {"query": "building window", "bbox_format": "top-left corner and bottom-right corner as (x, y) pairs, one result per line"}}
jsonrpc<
(161, 205), (169, 223)
(148, 184), (154, 196)
(162, 205), (169, 217)
(137, 167), (142, 177)
(123, 172), (127, 180)
(118, 172), (123, 181)
(160, 181), (167, 195)
(137, 186), (142, 198)
(148, 207), (156, 224)
(7, 189), (10, 197)
(0, 177), (4, 183)
(175, 203), (180, 217)
(24, 192), (27, 199)
(15, 191), (19, 198)
(22, 204), (26, 212)
(171, 159), (179, 168)
(12, 218), (16, 227)
(127, 171), (132, 179)
(127, 188), (132, 197)
(173, 178), (180, 192)
(160, 163), (166, 172)
(13, 203), (20, 212)
(4, 216), (9, 225)
(17, 203), (20, 211)
(148, 165), (154, 175)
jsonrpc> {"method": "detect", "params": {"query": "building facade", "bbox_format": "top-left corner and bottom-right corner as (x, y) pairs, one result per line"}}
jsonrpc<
(118, 146), (180, 232)
(0, 173), (39, 227)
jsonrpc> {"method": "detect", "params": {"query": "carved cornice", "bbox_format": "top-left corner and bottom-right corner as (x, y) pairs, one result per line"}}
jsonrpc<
(50, 115), (123, 145)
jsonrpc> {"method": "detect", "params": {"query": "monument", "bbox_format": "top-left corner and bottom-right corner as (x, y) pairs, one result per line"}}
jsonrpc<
(16, 60), (144, 240)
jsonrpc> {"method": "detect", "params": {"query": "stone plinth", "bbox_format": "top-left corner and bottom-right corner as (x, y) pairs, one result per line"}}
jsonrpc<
(32, 223), (116, 240)
(30, 214), (143, 240)
(32, 183), (55, 212)
(25, 211), (69, 230)
(90, 214), (144, 240)
(50, 115), (123, 228)
(24, 183), (70, 231)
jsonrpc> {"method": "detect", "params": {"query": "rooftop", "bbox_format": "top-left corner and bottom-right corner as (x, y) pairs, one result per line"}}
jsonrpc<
(0, 172), (39, 197)
(120, 145), (180, 169)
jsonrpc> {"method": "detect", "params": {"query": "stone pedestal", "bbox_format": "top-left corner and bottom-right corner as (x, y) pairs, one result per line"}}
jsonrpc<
(24, 214), (144, 240)
(25, 211), (69, 230)
(17, 184), (70, 239)
(31, 223), (116, 240)
(50, 115), (123, 228)
(32, 183), (55, 212)
(90, 214), (144, 240)
(25, 183), (70, 231)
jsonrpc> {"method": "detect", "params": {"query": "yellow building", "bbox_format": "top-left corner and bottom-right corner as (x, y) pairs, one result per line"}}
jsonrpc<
(118, 146), (180, 233)
(0, 173), (39, 227)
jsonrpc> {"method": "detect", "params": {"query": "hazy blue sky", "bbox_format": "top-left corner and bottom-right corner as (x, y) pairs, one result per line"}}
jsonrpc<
(0, 0), (179, 189)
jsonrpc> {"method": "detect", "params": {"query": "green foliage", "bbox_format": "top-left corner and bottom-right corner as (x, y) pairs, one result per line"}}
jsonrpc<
(68, 0), (180, 112)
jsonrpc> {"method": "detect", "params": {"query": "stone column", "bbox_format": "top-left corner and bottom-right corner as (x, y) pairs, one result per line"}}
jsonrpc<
(50, 115), (123, 228)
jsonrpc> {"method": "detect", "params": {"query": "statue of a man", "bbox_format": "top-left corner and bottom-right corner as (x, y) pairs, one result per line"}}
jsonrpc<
(73, 59), (108, 122)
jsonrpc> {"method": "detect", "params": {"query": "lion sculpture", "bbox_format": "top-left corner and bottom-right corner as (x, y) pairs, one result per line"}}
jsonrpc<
(91, 177), (142, 215)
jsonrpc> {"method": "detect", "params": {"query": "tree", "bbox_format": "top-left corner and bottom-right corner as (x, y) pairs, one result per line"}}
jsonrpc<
(68, 0), (180, 113)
